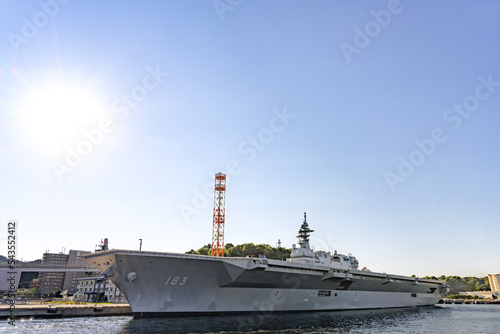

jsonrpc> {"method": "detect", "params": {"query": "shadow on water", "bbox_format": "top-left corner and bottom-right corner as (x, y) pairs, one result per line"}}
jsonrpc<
(117, 306), (444, 334)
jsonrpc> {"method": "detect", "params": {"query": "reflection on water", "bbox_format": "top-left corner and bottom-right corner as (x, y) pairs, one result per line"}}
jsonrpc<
(4, 305), (500, 334)
(118, 306), (441, 334)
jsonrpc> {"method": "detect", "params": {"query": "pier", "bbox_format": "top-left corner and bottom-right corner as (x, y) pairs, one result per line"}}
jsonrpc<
(0, 303), (131, 319)
(441, 298), (500, 305)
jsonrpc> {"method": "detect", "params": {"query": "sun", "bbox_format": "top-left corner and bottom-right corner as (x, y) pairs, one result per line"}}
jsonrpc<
(19, 84), (107, 155)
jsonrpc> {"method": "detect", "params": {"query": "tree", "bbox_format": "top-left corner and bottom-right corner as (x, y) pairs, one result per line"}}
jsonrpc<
(242, 243), (257, 257)
(187, 243), (212, 255)
(187, 242), (291, 260)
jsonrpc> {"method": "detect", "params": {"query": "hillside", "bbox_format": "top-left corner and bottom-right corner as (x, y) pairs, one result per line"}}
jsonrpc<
(422, 275), (490, 294)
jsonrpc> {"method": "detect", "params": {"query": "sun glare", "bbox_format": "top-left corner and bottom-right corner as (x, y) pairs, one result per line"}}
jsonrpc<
(19, 85), (107, 155)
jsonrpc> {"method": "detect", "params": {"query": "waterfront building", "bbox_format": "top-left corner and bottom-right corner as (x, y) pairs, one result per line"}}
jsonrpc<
(38, 252), (68, 294)
(488, 274), (500, 292)
(39, 250), (94, 295)
(73, 276), (127, 303)
(62, 250), (94, 295)
(460, 291), (499, 299)
(0, 253), (100, 293)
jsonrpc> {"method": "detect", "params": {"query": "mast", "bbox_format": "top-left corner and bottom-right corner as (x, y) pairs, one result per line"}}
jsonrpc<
(297, 212), (314, 249)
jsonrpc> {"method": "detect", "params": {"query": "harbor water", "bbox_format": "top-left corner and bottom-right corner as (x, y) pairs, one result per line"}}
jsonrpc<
(2, 304), (500, 334)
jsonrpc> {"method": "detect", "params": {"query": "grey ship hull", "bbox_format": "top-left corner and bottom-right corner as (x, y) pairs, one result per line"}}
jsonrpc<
(83, 250), (447, 318)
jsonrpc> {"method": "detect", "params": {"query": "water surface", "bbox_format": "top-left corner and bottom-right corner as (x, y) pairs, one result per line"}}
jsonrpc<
(3, 304), (500, 334)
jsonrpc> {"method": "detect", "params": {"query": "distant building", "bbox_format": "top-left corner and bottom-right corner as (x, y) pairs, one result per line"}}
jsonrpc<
(38, 252), (69, 294)
(73, 277), (127, 303)
(460, 291), (499, 299)
(39, 250), (95, 295)
(62, 250), (94, 295)
(488, 274), (500, 292)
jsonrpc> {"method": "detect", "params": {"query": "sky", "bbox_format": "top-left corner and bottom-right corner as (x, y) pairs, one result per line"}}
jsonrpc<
(0, 0), (499, 278)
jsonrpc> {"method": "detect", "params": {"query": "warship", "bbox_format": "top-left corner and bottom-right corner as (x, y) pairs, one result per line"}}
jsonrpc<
(83, 213), (449, 318)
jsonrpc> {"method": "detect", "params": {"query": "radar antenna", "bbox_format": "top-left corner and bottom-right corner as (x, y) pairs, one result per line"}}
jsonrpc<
(296, 212), (314, 249)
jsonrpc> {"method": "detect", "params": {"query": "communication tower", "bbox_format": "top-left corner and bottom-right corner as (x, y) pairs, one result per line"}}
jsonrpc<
(211, 172), (226, 257)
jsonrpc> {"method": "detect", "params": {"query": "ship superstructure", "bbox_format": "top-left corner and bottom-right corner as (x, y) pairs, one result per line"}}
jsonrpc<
(83, 213), (448, 318)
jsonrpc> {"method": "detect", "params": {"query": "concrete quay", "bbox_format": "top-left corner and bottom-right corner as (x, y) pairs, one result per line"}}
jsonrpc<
(0, 303), (132, 319)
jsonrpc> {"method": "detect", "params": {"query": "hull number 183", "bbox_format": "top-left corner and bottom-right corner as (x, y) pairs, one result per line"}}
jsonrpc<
(165, 276), (188, 285)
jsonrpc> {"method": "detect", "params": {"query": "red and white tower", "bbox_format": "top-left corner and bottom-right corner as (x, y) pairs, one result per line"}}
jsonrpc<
(211, 172), (226, 257)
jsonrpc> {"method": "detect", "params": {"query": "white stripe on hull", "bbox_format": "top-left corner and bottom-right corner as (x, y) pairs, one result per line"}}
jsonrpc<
(130, 288), (441, 313)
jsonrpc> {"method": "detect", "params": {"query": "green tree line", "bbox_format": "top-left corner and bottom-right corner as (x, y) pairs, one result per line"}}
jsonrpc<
(422, 275), (490, 294)
(186, 243), (291, 260)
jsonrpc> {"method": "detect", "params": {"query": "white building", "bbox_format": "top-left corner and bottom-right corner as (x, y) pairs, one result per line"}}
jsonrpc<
(488, 274), (500, 292)
(460, 291), (499, 299)
(73, 276), (127, 303)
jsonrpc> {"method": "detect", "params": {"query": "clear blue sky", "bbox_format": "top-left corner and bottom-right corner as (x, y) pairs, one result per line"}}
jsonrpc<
(1, 0), (499, 277)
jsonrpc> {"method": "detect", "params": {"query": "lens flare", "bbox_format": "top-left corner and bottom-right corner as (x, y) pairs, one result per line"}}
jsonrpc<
(19, 84), (107, 155)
